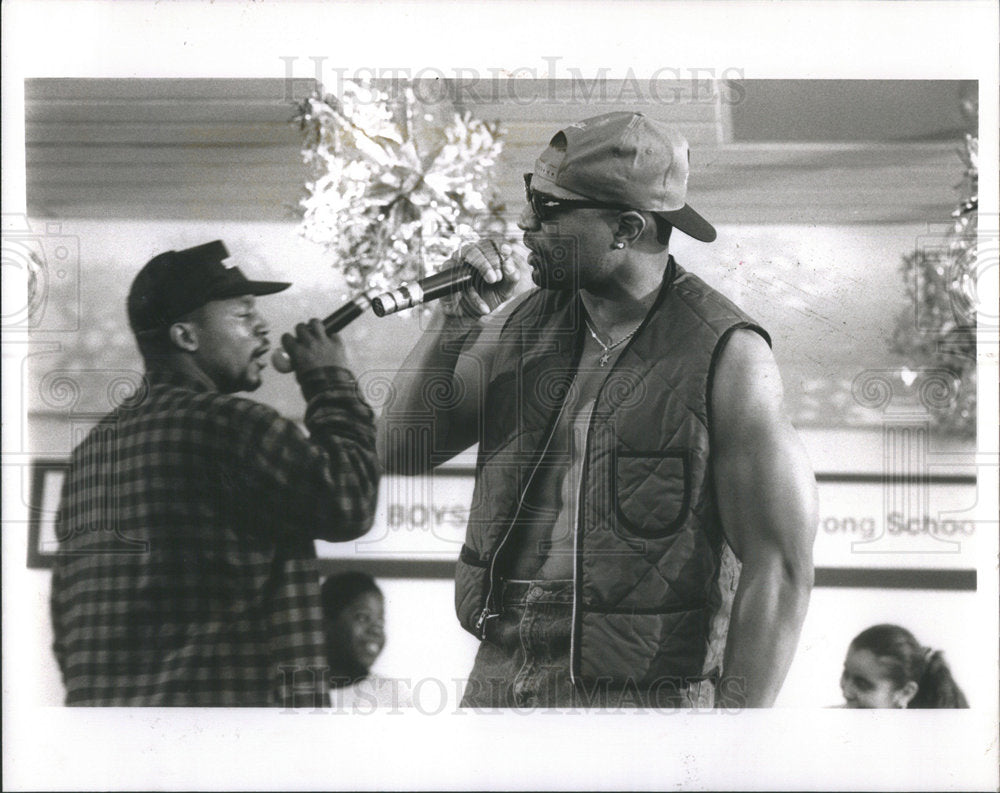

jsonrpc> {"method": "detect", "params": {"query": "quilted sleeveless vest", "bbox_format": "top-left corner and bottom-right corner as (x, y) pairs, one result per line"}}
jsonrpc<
(455, 259), (770, 694)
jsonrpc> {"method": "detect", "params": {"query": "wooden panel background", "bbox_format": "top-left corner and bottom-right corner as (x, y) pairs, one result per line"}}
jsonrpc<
(24, 78), (962, 225)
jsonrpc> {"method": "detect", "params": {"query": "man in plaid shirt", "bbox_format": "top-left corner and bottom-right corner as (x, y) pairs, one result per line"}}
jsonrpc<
(50, 241), (380, 706)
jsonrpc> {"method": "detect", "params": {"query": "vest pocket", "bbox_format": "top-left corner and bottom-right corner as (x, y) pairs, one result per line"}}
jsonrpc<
(613, 448), (691, 539)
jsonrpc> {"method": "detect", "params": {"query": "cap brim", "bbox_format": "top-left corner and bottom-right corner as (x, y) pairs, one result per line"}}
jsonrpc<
(246, 280), (292, 296)
(212, 280), (292, 300)
(655, 205), (716, 243)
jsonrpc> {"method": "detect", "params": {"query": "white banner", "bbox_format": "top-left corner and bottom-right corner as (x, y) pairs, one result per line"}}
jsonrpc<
(317, 473), (982, 570)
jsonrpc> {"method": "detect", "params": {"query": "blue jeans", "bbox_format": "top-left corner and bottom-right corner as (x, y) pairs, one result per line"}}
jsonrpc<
(460, 579), (576, 709)
(460, 579), (715, 710)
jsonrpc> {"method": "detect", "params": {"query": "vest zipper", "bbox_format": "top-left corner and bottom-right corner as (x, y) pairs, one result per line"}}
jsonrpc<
(476, 396), (568, 639)
(570, 406), (599, 688)
(569, 458), (583, 687)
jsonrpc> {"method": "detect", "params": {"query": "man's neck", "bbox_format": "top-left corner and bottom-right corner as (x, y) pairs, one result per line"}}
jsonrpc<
(146, 355), (218, 392)
(580, 253), (670, 336)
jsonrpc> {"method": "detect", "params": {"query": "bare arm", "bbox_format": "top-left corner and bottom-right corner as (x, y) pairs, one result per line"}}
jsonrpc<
(378, 242), (523, 474)
(711, 329), (818, 708)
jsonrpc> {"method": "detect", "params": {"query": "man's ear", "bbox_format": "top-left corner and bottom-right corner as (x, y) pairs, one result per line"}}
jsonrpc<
(168, 321), (199, 352)
(614, 211), (647, 245)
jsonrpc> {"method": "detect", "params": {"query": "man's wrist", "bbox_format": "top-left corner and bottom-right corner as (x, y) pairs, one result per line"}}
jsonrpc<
(430, 305), (488, 330)
(296, 365), (360, 402)
(413, 308), (485, 352)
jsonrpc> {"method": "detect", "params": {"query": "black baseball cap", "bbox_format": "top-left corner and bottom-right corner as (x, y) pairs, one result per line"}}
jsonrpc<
(127, 241), (291, 333)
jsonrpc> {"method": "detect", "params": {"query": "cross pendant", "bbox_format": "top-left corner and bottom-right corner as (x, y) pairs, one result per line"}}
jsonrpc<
(599, 352), (610, 367)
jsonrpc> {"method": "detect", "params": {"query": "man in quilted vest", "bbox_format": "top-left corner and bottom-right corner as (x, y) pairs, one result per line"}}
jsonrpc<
(381, 112), (818, 709)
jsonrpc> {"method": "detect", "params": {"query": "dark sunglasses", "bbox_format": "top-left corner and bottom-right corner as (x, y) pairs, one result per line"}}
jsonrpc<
(523, 173), (629, 222)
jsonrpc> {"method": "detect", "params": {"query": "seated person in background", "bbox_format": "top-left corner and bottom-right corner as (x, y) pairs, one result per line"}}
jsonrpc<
(840, 624), (969, 709)
(321, 571), (412, 709)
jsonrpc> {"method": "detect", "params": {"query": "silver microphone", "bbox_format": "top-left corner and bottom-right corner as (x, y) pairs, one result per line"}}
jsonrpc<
(370, 268), (475, 317)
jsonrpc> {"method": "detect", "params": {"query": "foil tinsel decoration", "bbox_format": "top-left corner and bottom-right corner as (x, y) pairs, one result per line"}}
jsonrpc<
(890, 130), (979, 437)
(295, 81), (507, 292)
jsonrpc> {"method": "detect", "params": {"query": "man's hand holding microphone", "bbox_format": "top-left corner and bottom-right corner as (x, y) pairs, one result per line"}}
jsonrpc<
(279, 319), (353, 375)
(273, 239), (523, 374)
(437, 240), (521, 319)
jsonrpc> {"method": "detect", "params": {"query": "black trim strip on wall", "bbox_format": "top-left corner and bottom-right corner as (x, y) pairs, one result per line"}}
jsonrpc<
(813, 567), (977, 590)
(814, 472), (977, 485)
(319, 559), (458, 580)
(427, 470), (979, 486)
(318, 559), (978, 591)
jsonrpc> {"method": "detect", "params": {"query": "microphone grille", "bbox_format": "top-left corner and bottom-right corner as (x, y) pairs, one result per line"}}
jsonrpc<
(371, 294), (393, 317)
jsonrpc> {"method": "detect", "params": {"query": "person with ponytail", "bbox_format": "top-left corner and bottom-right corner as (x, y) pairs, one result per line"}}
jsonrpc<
(840, 624), (969, 709)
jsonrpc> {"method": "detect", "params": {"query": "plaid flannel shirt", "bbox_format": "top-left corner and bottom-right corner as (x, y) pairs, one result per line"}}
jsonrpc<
(50, 366), (379, 706)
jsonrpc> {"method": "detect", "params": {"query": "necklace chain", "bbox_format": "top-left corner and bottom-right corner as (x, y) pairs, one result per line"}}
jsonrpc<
(585, 317), (642, 366)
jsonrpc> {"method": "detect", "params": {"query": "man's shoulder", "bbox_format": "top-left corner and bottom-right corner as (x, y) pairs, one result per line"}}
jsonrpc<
(715, 328), (776, 374)
(656, 271), (770, 361)
(196, 389), (286, 429)
(134, 382), (287, 435)
(710, 329), (785, 427)
(671, 269), (754, 322)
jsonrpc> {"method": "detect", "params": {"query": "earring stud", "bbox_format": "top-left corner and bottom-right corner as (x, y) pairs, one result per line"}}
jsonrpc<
(611, 241), (625, 250)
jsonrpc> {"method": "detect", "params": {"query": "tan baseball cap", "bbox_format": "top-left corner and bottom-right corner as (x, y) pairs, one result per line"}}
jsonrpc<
(531, 112), (716, 242)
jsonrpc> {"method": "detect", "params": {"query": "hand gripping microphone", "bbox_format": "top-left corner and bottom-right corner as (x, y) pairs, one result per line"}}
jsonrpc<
(370, 267), (475, 317)
(270, 290), (375, 374)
